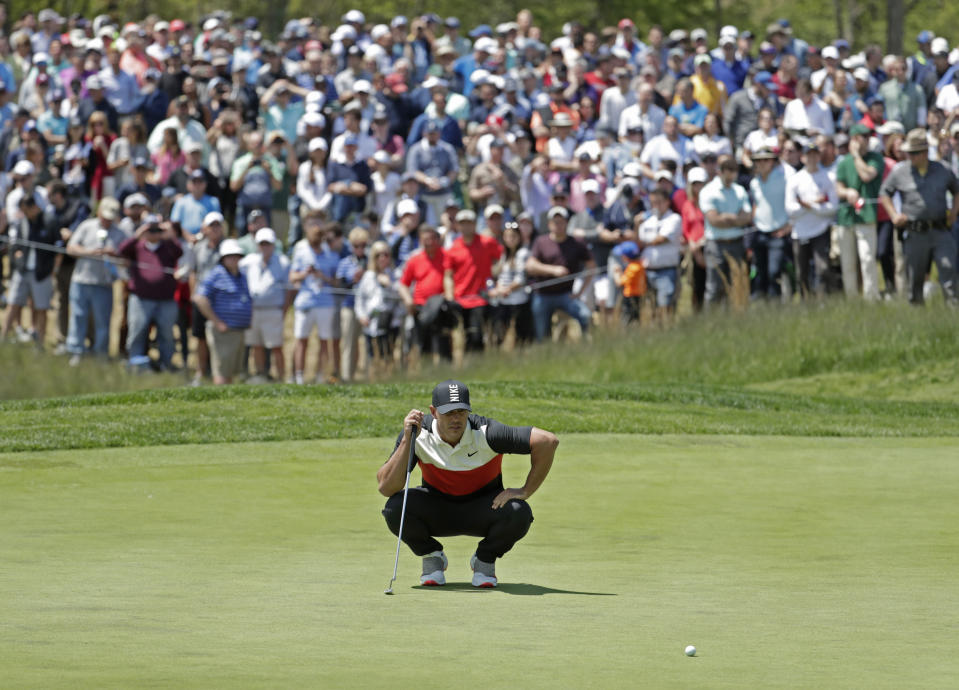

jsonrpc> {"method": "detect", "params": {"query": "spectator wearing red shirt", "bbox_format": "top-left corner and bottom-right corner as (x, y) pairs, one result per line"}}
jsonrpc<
(681, 167), (709, 312)
(443, 210), (503, 352)
(398, 225), (452, 360)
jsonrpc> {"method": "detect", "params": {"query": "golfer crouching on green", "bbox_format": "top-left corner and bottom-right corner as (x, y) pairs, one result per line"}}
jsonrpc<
(378, 380), (559, 588)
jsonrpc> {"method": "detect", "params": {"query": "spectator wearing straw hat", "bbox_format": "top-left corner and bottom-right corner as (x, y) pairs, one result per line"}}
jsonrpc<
(879, 128), (959, 305)
(194, 238), (252, 384)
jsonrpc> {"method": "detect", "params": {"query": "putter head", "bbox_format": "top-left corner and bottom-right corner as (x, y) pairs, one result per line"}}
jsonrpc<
(384, 589), (394, 595)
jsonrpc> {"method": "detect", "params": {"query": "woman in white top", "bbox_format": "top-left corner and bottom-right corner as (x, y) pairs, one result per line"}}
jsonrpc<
(370, 150), (401, 221)
(354, 240), (403, 376)
(296, 138), (330, 215)
(489, 222), (532, 347)
(692, 113), (732, 162)
(741, 108), (779, 170)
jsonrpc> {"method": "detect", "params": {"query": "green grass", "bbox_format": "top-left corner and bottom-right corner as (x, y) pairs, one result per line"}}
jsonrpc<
(2, 434), (958, 688)
(2, 381), (959, 452)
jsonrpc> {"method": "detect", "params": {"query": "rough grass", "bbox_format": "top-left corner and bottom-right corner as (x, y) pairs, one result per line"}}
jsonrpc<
(443, 299), (959, 393)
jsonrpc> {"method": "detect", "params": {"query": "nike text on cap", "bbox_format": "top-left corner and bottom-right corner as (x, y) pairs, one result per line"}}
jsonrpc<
(432, 379), (472, 414)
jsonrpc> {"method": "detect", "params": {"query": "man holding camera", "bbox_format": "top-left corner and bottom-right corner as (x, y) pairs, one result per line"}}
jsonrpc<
(116, 214), (183, 369)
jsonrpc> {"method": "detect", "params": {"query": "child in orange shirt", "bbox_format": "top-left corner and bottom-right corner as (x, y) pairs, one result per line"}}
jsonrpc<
(613, 241), (646, 325)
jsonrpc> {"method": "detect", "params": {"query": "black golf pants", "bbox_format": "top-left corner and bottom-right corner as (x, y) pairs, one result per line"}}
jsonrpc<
(382, 482), (534, 564)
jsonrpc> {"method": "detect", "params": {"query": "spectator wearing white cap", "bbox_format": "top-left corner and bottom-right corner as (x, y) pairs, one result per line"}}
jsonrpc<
(64, 198), (126, 361)
(32, 9), (63, 55)
(170, 169), (222, 237)
(569, 177), (618, 325)
(239, 228), (291, 383)
(329, 101), (378, 164)
(370, 149), (401, 220)
(194, 238), (252, 384)
(810, 45), (845, 98)
(1, 192), (58, 347)
(297, 137), (330, 216)
(336, 226), (371, 381)
(188, 212), (226, 384)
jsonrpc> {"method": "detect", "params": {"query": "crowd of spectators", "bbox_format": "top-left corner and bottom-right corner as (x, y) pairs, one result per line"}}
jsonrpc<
(1, 7), (958, 384)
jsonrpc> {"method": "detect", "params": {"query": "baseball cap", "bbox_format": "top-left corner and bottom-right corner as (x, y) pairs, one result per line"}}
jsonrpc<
(754, 71), (779, 92)
(931, 37), (950, 56)
(308, 137), (328, 153)
(218, 239), (244, 258)
(821, 46), (839, 60)
(98, 198), (120, 220)
(13, 160), (35, 176)
(849, 123), (872, 137)
(432, 379), (471, 414)
(255, 227), (277, 245)
(687, 167), (708, 184)
(617, 241), (640, 259)
(917, 30), (934, 44)
(203, 211), (224, 226)
(133, 156), (153, 169)
(123, 192), (149, 208)
(547, 206), (568, 219)
(691, 28), (708, 42)
(189, 168), (206, 181)
(396, 198), (419, 217)
(455, 209), (477, 222)
(694, 54), (712, 66)
(185, 141), (204, 154)
(581, 179), (600, 194)
(484, 204), (504, 218)
(853, 67), (871, 81)
(654, 170), (673, 182)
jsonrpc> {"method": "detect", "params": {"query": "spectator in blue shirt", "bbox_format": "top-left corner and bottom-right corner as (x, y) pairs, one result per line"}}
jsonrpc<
(406, 120), (459, 223)
(194, 238), (252, 385)
(406, 78), (464, 150)
(711, 36), (750, 95)
(290, 222), (346, 384)
(170, 170), (222, 237)
(669, 78), (709, 138)
(326, 136), (371, 223)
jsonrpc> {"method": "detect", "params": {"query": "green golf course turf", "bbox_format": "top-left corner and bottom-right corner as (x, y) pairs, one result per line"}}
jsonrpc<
(2, 434), (958, 688)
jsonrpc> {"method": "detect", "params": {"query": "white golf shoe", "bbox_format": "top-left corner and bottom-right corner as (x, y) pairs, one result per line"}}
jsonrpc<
(470, 554), (497, 588)
(420, 551), (448, 586)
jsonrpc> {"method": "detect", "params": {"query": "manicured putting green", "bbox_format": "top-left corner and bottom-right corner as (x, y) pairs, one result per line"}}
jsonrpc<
(2, 435), (957, 687)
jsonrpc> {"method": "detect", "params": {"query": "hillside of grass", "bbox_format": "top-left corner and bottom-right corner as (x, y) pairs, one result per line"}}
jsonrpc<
(2, 381), (959, 453)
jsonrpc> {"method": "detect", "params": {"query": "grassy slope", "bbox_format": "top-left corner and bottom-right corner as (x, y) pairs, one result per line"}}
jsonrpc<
(2, 435), (957, 688)
(2, 381), (959, 452)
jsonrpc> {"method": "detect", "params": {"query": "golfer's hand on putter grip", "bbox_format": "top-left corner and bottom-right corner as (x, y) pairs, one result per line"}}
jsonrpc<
(404, 410), (424, 437)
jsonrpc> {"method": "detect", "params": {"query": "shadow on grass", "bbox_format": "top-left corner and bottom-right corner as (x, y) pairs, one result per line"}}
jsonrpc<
(412, 582), (616, 596)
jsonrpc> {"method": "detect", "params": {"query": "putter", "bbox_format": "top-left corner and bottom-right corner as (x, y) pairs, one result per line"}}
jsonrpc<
(385, 424), (419, 595)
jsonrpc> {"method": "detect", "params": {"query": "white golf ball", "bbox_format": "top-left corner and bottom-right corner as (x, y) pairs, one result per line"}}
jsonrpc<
(684, 645), (697, 657)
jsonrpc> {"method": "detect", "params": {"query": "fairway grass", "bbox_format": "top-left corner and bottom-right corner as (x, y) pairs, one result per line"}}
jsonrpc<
(2, 435), (958, 688)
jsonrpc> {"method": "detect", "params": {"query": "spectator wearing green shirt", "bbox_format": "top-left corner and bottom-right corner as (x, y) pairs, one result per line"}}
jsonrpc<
(834, 124), (883, 301)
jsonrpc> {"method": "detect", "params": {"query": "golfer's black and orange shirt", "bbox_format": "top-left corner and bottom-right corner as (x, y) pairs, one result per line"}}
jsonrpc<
(391, 414), (532, 497)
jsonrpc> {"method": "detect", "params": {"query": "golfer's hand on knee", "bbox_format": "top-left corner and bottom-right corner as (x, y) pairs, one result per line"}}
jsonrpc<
(492, 488), (527, 509)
